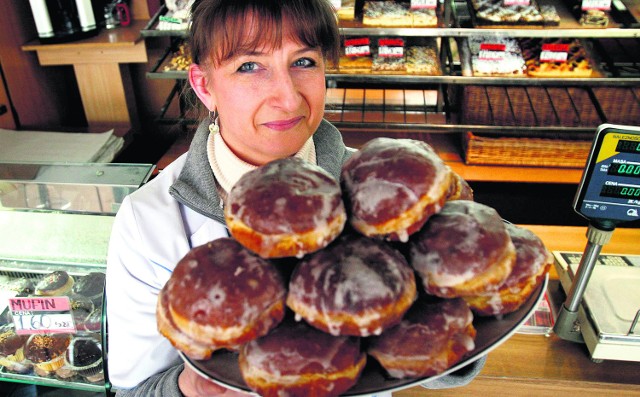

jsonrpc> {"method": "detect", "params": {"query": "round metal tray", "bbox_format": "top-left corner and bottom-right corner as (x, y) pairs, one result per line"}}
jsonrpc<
(181, 274), (548, 396)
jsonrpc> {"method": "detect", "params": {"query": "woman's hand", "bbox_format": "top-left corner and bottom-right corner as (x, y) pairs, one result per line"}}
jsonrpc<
(179, 365), (250, 396)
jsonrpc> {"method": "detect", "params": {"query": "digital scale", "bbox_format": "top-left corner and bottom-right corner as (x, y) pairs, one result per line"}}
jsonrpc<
(553, 124), (640, 363)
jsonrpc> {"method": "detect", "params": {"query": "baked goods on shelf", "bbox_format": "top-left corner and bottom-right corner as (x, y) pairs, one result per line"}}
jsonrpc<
(469, 0), (547, 26)
(363, 1), (439, 27)
(468, 36), (527, 77)
(163, 43), (192, 72)
(71, 272), (105, 304)
(225, 157), (347, 259)
(0, 324), (31, 374)
(372, 54), (407, 73)
(157, 238), (286, 358)
(341, 138), (453, 242)
(239, 318), (366, 397)
(35, 271), (74, 296)
(287, 234), (417, 337)
(465, 224), (553, 316)
(339, 55), (373, 73)
(519, 38), (594, 78)
(24, 333), (72, 376)
(409, 200), (516, 298)
(64, 336), (104, 383)
(367, 298), (476, 378)
(406, 43), (442, 75)
(579, 9), (609, 27)
(363, 1), (412, 27)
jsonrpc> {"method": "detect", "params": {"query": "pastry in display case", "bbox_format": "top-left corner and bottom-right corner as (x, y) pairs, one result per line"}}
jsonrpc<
(0, 162), (153, 392)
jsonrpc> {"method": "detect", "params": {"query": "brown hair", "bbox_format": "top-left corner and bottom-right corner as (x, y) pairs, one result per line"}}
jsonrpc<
(189, 0), (340, 68)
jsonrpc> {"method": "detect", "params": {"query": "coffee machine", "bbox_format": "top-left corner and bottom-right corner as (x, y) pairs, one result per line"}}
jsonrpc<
(28, 0), (106, 43)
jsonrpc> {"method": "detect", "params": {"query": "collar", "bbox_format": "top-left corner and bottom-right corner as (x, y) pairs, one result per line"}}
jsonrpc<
(169, 119), (351, 221)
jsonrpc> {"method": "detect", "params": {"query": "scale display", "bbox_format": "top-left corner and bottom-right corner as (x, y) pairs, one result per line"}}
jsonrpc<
(574, 124), (640, 226)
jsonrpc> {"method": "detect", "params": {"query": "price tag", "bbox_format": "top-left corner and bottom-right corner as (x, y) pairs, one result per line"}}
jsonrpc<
(378, 38), (405, 58)
(330, 0), (343, 10)
(540, 43), (570, 63)
(479, 43), (506, 61)
(581, 0), (611, 10)
(504, 0), (531, 6)
(9, 297), (76, 335)
(411, 0), (438, 9)
(345, 37), (371, 57)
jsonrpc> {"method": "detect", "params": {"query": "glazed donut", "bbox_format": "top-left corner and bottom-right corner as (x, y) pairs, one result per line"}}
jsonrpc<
(156, 283), (214, 359)
(239, 317), (366, 397)
(35, 270), (74, 296)
(447, 172), (474, 201)
(72, 272), (105, 303)
(465, 224), (552, 316)
(409, 200), (516, 298)
(367, 298), (476, 379)
(341, 137), (453, 242)
(287, 234), (417, 337)
(225, 157), (346, 259)
(160, 238), (286, 352)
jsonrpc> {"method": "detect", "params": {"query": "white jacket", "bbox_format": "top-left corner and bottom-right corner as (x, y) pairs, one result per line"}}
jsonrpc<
(106, 120), (351, 390)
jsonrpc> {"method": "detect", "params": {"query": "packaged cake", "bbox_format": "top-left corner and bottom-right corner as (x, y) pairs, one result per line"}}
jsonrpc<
(468, 36), (526, 77)
(519, 38), (594, 78)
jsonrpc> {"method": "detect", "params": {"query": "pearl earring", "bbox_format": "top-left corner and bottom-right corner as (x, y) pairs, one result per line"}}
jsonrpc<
(209, 111), (219, 134)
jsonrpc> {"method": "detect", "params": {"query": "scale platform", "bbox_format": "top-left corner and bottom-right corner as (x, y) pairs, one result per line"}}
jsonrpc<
(554, 251), (640, 363)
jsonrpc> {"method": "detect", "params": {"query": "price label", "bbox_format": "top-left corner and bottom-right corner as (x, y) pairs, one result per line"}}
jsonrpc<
(411, 0), (438, 9)
(540, 43), (570, 63)
(581, 0), (611, 10)
(378, 38), (405, 58)
(504, 0), (531, 6)
(345, 37), (371, 57)
(479, 43), (506, 61)
(9, 297), (76, 335)
(330, 0), (343, 10)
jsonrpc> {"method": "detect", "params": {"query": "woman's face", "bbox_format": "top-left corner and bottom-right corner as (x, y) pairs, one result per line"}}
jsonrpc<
(203, 30), (327, 166)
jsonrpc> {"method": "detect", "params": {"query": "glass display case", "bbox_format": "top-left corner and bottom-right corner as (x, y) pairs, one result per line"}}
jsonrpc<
(0, 162), (154, 393)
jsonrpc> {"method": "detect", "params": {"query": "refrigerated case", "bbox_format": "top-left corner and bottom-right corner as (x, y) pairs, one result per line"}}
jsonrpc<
(0, 162), (153, 393)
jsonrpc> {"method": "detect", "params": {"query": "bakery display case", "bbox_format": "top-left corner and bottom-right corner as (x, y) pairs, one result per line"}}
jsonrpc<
(139, 0), (640, 176)
(0, 162), (153, 392)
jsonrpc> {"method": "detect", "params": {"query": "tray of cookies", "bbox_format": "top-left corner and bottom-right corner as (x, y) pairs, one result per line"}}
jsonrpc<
(158, 138), (552, 397)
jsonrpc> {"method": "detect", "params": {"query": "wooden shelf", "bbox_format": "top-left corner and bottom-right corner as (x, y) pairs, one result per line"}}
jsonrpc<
(21, 20), (149, 129)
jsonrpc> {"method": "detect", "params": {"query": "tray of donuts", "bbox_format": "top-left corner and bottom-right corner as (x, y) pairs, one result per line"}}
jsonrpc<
(0, 270), (105, 382)
(157, 137), (552, 397)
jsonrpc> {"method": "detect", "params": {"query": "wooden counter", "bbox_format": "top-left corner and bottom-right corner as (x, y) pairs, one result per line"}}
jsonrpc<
(395, 225), (640, 397)
(22, 20), (148, 129)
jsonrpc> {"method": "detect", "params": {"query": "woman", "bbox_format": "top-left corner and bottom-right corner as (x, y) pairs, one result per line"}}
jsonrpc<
(106, 0), (484, 396)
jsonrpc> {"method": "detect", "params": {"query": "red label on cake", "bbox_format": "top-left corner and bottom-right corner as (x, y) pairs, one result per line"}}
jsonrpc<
(581, 0), (611, 10)
(541, 43), (570, 52)
(540, 43), (570, 63)
(480, 43), (506, 51)
(378, 38), (405, 58)
(345, 37), (371, 57)
(10, 296), (76, 335)
(411, 0), (438, 9)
